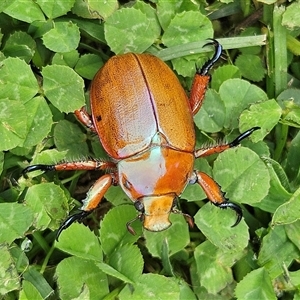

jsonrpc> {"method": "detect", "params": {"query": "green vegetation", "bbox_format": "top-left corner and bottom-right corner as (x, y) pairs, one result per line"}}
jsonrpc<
(0, 0), (300, 299)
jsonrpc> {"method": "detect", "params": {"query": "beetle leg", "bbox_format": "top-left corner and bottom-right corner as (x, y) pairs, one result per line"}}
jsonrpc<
(190, 39), (222, 115)
(23, 160), (116, 177)
(56, 173), (113, 240)
(22, 160), (116, 239)
(75, 107), (97, 132)
(56, 210), (91, 240)
(192, 171), (242, 226)
(195, 127), (260, 158)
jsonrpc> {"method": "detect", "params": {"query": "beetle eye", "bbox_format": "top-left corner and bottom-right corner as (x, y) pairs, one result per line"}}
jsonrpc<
(134, 201), (144, 213)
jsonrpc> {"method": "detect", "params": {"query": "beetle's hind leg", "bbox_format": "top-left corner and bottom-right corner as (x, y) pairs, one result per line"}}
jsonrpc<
(190, 171), (242, 227)
(189, 39), (223, 115)
(74, 107), (97, 132)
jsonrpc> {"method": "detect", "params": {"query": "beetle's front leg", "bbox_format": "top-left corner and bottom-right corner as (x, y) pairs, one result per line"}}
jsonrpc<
(22, 160), (117, 240)
(190, 171), (242, 226)
(56, 173), (113, 240)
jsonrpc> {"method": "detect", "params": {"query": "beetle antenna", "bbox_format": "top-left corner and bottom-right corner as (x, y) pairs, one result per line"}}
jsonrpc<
(126, 214), (142, 235)
(172, 208), (194, 228)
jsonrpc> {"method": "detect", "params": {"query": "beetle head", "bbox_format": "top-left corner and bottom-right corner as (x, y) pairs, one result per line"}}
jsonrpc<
(134, 194), (175, 231)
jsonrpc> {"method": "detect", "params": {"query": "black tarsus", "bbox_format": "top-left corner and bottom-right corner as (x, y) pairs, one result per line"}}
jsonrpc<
(229, 126), (260, 148)
(198, 38), (223, 75)
(217, 202), (243, 227)
(56, 210), (91, 241)
(212, 126), (260, 227)
(22, 163), (92, 240)
(22, 164), (55, 177)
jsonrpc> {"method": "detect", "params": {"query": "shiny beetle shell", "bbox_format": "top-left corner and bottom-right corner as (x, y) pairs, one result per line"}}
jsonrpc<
(90, 53), (195, 159)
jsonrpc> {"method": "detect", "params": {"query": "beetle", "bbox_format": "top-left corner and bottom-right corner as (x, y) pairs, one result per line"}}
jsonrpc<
(23, 40), (259, 239)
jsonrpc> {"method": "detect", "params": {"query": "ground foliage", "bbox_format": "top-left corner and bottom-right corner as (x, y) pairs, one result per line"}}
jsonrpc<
(0, 0), (300, 299)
